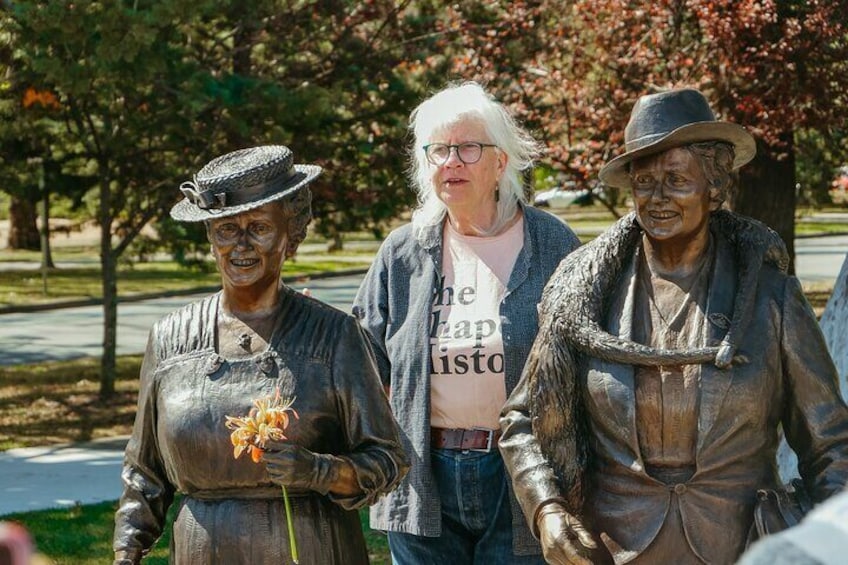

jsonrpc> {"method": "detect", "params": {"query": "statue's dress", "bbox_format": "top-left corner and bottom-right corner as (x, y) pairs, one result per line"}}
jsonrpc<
(113, 288), (407, 564)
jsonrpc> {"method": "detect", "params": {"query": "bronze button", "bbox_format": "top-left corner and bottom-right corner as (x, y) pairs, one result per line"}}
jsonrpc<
(673, 483), (687, 495)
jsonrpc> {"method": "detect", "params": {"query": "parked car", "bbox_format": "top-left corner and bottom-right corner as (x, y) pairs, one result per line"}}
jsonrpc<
(534, 184), (593, 209)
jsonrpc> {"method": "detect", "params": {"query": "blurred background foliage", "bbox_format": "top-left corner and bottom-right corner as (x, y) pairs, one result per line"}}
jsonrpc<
(2, 0), (847, 255)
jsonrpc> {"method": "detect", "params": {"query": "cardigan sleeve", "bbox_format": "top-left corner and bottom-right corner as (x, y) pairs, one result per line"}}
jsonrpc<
(352, 240), (393, 387)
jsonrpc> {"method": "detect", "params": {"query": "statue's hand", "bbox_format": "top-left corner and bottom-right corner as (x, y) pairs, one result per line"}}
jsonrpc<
(537, 503), (613, 565)
(262, 442), (339, 495)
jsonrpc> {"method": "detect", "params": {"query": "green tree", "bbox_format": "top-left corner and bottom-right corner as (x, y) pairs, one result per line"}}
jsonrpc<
(9, 1), (218, 396)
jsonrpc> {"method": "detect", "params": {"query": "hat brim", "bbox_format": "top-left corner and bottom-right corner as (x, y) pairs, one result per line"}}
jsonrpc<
(169, 164), (322, 222)
(599, 122), (756, 189)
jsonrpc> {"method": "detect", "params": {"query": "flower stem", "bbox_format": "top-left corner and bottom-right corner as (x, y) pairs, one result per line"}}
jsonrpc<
(282, 485), (299, 564)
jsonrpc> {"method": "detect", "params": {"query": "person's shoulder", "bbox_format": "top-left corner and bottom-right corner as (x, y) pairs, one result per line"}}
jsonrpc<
(283, 290), (367, 357)
(370, 222), (415, 258)
(543, 213), (637, 288)
(524, 204), (564, 228)
(148, 293), (218, 359)
(382, 222), (415, 245)
(524, 205), (580, 247)
(288, 288), (355, 325)
(372, 221), (434, 272)
(153, 293), (216, 334)
(712, 223), (791, 300)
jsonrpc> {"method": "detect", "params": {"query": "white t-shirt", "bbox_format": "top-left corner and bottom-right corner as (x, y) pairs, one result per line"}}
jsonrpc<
(429, 215), (524, 430)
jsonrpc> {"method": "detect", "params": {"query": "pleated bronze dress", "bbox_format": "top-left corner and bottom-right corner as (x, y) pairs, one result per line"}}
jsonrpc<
(113, 289), (407, 564)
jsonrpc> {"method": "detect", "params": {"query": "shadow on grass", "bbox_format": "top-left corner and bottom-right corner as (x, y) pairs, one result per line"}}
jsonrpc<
(0, 357), (142, 450)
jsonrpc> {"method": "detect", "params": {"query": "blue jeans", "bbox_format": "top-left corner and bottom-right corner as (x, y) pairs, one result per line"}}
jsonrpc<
(388, 448), (544, 565)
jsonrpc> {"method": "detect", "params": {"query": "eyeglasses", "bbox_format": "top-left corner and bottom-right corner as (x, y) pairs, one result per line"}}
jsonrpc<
(422, 142), (498, 166)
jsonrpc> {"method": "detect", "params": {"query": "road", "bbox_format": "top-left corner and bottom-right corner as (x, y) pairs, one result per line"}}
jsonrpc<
(0, 273), (365, 367)
(0, 235), (846, 367)
(795, 234), (848, 283)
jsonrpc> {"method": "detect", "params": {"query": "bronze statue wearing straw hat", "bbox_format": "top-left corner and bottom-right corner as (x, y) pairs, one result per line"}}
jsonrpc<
(499, 89), (848, 564)
(113, 145), (408, 564)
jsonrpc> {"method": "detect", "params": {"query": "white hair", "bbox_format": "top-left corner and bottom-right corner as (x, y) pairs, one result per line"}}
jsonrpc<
(408, 81), (542, 235)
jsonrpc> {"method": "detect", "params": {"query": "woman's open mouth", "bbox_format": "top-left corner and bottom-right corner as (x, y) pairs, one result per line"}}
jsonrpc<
(444, 178), (467, 186)
(649, 210), (678, 220)
(230, 258), (260, 268)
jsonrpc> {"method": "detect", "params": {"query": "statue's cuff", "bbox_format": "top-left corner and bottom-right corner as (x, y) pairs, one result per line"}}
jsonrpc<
(114, 549), (142, 565)
(533, 497), (570, 538)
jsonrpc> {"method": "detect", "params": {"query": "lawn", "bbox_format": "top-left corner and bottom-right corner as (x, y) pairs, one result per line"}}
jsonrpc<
(0, 501), (390, 564)
(794, 221), (848, 236)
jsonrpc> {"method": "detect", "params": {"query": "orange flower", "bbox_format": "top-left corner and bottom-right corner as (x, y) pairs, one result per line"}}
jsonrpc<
(224, 389), (302, 562)
(225, 388), (299, 463)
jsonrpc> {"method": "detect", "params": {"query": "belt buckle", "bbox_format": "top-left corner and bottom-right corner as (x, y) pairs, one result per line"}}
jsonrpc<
(470, 427), (495, 453)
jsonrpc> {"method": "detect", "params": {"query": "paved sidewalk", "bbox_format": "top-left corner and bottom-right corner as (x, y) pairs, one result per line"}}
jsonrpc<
(0, 436), (128, 516)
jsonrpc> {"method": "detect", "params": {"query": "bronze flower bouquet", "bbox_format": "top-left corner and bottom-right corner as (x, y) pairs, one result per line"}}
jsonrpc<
(225, 389), (300, 563)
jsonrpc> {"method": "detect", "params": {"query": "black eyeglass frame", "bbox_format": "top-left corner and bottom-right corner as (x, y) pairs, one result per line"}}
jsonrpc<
(422, 142), (498, 166)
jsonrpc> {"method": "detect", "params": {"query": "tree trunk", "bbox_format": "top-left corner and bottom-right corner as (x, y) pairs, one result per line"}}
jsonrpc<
(734, 133), (797, 274)
(98, 168), (118, 398)
(7, 194), (40, 250)
(39, 162), (55, 270)
(227, 12), (256, 148)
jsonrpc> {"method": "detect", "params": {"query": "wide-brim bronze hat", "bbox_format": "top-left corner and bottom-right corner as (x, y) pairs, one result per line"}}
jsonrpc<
(170, 145), (322, 222)
(599, 88), (756, 189)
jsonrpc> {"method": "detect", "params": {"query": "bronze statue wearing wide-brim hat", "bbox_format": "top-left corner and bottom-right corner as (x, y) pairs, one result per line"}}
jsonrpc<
(170, 145), (322, 222)
(599, 88), (756, 189)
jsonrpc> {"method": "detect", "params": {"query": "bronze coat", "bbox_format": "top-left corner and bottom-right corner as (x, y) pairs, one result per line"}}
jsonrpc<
(501, 226), (848, 564)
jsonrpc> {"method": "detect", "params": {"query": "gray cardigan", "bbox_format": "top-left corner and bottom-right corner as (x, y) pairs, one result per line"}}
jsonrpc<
(352, 205), (580, 554)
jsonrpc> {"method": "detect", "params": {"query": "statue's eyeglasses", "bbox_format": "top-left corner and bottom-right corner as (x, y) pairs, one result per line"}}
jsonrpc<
(423, 142), (498, 166)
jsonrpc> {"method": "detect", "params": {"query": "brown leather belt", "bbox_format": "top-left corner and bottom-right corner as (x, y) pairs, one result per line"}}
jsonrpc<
(430, 427), (500, 452)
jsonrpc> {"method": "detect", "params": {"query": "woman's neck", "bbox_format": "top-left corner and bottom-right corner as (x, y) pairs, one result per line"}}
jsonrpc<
(221, 280), (281, 319)
(447, 207), (519, 237)
(643, 230), (712, 280)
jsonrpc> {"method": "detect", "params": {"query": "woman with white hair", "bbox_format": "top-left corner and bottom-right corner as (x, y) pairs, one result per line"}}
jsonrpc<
(353, 82), (580, 563)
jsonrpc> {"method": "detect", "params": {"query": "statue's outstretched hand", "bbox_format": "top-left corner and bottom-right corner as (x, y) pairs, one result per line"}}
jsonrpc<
(537, 503), (613, 565)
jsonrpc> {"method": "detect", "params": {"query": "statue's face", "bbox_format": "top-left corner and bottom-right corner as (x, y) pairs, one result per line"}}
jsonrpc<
(207, 202), (288, 290)
(630, 147), (719, 244)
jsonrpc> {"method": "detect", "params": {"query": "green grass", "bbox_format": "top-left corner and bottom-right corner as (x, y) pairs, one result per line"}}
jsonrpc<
(0, 245), (101, 264)
(554, 207), (848, 239)
(0, 258), (370, 308)
(0, 356), (143, 450)
(0, 501), (389, 564)
(795, 221), (848, 236)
